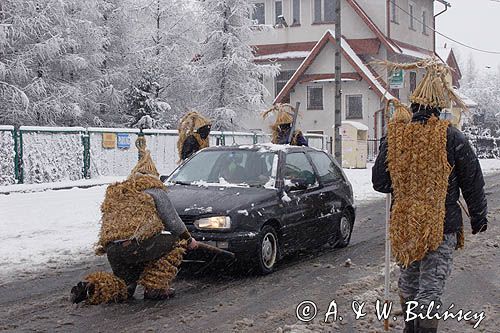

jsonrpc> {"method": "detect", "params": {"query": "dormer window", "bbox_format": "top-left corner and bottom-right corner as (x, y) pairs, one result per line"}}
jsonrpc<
(422, 10), (428, 35)
(409, 2), (415, 30)
(390, 0), (398, 24)
(313, 0), (336, 24)
(252, 2), (265, 25)
(275, 1), (283, 25)
(292, 0), (301, 25)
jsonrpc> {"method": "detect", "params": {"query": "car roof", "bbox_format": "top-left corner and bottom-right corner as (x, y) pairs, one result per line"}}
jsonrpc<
(203, 143), (319, 153)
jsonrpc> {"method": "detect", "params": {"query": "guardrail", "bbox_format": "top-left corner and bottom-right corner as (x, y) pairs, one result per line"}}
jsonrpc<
(0, 126), (328, 185)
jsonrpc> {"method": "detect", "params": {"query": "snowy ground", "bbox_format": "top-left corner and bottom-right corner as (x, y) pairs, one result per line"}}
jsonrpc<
(0, 159), (499, 283)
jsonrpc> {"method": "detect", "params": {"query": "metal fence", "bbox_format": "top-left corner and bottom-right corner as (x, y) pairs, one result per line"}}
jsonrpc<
(366, 135), (500, 161)
(367, 138), (380, 162)
(0, 126), (328, 186)
(467, 135), (500, 159)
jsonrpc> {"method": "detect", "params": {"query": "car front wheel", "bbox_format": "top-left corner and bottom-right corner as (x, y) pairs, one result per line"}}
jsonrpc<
(256, 225), (278, 274)
(335, 210), (353, 248)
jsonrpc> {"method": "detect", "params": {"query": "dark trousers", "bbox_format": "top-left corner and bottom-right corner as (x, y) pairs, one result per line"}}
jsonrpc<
(106, 233), (177, 285)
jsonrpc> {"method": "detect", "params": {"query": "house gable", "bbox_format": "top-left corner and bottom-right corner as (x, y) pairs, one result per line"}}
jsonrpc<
(274, 30), (394, 104)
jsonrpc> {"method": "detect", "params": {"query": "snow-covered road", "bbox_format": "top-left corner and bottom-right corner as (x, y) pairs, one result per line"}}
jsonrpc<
(1, 159), (499, 282)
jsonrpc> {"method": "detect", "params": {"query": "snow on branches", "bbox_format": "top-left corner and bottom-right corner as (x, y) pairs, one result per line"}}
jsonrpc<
(194, 0), (279, 130)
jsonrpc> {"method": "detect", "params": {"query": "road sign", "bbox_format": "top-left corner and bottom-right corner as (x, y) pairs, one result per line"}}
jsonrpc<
(389, 69), (404, 89)
(117, 133), (131, 149)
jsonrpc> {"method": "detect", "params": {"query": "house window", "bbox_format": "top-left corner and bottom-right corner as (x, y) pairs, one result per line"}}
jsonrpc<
(275, 1), (282, 25)
(292, 0), (301, 25)
(422, 10), (428, 34)
(409, 2), (415, 30)
(346, 95), (363, 119)
(409, 71), (417, 94)
(275, 70), (295, 97)
(307, 86), (323, 110)
(390, 0), (398, 23)
(313, 0), (336, 23)
(252, 3), (265, 25)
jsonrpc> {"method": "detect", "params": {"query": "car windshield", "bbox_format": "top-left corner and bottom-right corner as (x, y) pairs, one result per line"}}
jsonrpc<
(169, 149), (278, 188)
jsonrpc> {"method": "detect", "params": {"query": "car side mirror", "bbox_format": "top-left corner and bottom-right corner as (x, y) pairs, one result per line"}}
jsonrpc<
(160, 175), (168, 182)
(286, 178), (308, 191)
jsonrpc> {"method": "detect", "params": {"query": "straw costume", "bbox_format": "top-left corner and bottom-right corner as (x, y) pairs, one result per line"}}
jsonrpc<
(262, 104), (308, 146)
(177, 111), (211, 162)
(373, 60), (488, 333)
(70, 137), (192, 305)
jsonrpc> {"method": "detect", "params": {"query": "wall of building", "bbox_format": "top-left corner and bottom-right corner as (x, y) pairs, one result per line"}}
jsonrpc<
(250, 0), (376, 46)
(389, 0), (434, 51)
(289, 79), (381, 139)
(356, 0), (388, 34)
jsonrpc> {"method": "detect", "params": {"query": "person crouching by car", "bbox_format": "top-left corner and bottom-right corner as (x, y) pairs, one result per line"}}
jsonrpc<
(70, 136), (198, 304)
(262, 103), (308, 146)
(177, 111), (212, 162)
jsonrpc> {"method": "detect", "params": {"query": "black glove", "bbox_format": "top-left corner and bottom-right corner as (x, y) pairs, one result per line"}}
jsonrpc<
(472, 220), (488, 234)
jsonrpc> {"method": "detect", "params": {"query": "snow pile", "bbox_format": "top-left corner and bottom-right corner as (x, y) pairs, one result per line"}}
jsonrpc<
(0, 128), (15, 186)
(0, 176), (123, 194)
(0, 186), (105, 282)
(22, 131), (84, 183)
(481, 159), (500, 174)
(343, 163), (385, 202)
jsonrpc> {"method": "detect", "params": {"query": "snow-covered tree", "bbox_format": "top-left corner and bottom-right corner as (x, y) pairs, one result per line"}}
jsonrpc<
(121, 0), (200, 128)
(125, 71), (171, 128)
(460, 65), (500, 135)
(195, 0), (278, 130)
(0, 0), (109, 126)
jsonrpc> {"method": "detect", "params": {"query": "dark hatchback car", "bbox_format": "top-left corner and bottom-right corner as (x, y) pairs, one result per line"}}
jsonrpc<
(164, 144), (355, 274)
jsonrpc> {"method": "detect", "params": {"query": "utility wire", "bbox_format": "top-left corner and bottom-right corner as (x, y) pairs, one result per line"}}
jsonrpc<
(393, 2), (500, 54)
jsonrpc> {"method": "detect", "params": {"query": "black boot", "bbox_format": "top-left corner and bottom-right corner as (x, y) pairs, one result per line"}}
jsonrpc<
(415, 318), (439, 333)
(70, 281), (94, 304)
(400, 296), (416, 333)
(127, 283), (137, 299)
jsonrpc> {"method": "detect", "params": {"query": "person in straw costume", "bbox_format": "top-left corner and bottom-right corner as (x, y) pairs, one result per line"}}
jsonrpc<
(177, 111), (212, 162)
(372, 59), (488, 333)
(70, 136), (198, 304)
(262, 103), (308, 146)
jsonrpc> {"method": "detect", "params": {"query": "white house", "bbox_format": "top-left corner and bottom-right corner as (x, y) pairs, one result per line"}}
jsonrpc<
(246, 0), (452, 144)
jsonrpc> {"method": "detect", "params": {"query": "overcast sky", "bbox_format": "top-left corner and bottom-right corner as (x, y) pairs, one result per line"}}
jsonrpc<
(435, 0), (500, 72)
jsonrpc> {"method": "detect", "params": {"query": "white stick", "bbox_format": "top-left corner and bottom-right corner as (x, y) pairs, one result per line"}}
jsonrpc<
(384, 192), (391, 331)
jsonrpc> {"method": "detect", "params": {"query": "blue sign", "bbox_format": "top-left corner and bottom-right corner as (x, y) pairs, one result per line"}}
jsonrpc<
(117, 133), (131, 149)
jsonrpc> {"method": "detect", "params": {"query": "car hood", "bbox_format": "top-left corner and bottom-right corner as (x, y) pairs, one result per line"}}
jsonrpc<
(166, 184), (277, 216)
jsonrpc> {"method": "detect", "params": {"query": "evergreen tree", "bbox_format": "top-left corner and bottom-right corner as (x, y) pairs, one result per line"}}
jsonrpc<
(0, 0), (108, 126)
(195, 0), (278, 130)
(122, 0), (200, 128)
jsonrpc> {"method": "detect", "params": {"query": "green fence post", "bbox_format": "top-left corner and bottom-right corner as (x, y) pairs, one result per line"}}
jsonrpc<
(82, 132), (90, 179)
(138, 129), (144, 161)
(13, 129), (24, 184)
(220, 132), (225, 146)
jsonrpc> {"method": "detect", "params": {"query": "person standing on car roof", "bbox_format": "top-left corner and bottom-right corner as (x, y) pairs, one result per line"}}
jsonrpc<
(262, 103), (308, 146)
(70, 136), (198, 304)
(372, 60), (488, 333)
(177, 111), (212, 162)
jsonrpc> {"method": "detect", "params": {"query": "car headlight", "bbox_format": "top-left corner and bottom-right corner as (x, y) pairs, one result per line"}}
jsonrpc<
(194, 216), (231, 230)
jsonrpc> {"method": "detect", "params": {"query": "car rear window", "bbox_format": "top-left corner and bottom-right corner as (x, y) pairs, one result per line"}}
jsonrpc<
(308, 151), (343, 183)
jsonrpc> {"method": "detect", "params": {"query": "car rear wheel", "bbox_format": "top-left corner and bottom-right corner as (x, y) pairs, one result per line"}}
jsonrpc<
(335, 210), (353, 248)
(256, 225), (278, 274)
